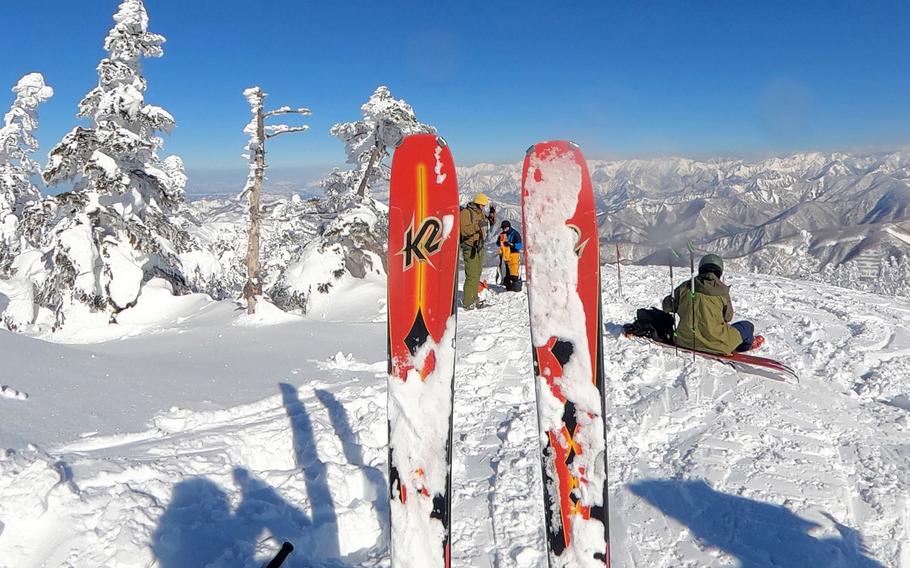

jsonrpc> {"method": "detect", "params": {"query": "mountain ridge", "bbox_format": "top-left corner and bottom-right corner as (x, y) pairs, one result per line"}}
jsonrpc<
(454, 148), (910, 274)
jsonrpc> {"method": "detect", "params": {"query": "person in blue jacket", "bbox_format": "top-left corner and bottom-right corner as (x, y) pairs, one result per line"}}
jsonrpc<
(498, 220), (523, 292)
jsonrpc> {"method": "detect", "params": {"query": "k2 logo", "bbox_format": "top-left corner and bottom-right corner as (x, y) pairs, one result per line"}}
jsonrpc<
(398, 216), (444, 271)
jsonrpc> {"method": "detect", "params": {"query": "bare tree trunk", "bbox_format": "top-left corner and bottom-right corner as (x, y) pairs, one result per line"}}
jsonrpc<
(355, 143), (381, 199)
(243, 96), (266, 315)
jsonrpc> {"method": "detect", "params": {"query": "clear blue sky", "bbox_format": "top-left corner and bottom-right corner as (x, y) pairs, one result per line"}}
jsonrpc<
(3, 0), (910, 177)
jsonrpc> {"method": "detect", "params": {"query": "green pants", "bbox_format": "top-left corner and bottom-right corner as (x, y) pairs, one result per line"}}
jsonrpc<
(462, 245), (485, 307)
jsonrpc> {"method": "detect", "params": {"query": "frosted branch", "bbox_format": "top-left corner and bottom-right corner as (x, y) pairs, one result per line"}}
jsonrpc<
(265, 106), (312, 117)
(266, 125), (310, 139)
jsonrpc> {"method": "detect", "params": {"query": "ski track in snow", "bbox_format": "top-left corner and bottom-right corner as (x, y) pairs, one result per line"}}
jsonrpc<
(0, 266), (908, 566)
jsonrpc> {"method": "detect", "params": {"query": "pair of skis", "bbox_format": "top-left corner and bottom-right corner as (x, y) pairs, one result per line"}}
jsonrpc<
(387, 135), (609, 567)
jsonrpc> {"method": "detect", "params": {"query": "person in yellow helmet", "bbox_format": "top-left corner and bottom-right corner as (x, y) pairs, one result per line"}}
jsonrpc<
(459, 193), (496, 308)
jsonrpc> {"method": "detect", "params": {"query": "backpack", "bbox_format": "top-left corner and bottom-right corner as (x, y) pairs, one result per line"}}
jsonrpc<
(459, 205), (486, 247)
(624, 307), (675, 343)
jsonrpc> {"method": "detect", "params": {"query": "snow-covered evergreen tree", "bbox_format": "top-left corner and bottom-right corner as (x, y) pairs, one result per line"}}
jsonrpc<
(874, 255), (910, 298)
(266, 87), (433, 314)
(0, 73), (53, 275)
(822, 261), (865, 291)
(327, 85), (435, 205)
(39, 0), (190, 326)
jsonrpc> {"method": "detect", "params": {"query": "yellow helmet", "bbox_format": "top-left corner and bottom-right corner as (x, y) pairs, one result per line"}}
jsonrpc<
(473, 193), (490, 206)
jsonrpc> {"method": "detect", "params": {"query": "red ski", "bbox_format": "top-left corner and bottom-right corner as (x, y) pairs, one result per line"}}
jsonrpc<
(387, 133), (460, 568)
(522, 141), (610, 567)
(629, 335), (799, 384)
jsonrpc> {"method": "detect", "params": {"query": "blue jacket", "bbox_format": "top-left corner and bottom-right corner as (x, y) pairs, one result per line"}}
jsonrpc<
(500, 227), (523, 252)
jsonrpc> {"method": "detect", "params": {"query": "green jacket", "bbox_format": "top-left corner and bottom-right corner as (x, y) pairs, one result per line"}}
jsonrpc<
(459, 203), (488, 248)
(662, 273), (742, 355)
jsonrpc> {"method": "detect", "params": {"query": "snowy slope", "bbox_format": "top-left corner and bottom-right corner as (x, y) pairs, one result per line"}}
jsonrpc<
(1, 267), (908, 567)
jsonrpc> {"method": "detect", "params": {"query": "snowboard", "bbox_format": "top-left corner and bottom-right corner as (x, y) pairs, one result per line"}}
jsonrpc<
(627, 334), (799, 384)
(521, 140), (610, 567)
(387, 133), (460, 568)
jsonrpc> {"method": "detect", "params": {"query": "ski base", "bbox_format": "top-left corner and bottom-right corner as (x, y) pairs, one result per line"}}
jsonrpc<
(627, 334), (799, 384)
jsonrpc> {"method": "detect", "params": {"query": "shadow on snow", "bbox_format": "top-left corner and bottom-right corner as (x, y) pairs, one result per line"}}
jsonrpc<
(314, 388), (389, 538)
(152, 382), (382, 567)
(629, 478), (883, 568)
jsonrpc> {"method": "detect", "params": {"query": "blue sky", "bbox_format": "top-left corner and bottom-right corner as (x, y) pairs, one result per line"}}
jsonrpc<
(3, 0), (910, 181)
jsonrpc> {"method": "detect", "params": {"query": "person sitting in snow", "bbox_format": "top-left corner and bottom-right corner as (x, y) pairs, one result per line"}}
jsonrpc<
(662, 254), (763, 355)
(459, 193), (496, 309)
(498, 220), (523, 292)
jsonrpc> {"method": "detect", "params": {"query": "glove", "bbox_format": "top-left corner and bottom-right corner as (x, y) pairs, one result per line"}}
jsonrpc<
(514, 242), (522, 251)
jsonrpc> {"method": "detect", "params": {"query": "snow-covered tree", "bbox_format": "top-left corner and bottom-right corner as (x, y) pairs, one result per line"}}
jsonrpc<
(876, 255), (910, 298)
(239, 86), (310, 314)
(327, 85), (435, 203)
(268, 201), (386, 314)
(39, 0), (190, 326)
(263, 87), (435, 315)
(0, 73), (53, 275)
(823, 261), (865, 291)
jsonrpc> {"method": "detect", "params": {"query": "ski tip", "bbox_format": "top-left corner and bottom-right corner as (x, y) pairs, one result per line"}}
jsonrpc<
(526, 140), (583, 158)
(435, 135), (449, 148)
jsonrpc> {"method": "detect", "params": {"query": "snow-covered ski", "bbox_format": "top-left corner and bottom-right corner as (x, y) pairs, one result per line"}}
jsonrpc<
(521, 140), (610, 567)
(627, 335), (799, 384)
(387, 133), (460, 567)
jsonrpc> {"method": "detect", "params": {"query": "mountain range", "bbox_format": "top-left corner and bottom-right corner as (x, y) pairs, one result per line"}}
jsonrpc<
(455, 149), (910, 274)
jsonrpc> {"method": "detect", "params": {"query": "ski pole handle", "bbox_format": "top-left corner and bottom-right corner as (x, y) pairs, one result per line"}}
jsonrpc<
(265, 541), (294, 568)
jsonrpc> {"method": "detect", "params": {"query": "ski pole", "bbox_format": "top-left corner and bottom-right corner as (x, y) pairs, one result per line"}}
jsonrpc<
(669, 248), (680, 357)
(687, 240), (696, 362)
(615, 243), (623, 301)
(265, 542), (294, 568)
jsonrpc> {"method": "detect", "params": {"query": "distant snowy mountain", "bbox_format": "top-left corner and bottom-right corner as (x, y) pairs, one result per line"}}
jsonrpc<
(455, 150), (910, 276)
(185, 166), (328, 200)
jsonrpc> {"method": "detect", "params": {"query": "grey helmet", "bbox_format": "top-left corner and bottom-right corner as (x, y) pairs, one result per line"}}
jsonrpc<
(698, 254), (724, 276)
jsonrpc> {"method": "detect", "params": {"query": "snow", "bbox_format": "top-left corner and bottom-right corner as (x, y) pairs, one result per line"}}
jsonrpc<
(0, 266), (908, 566)
(0, 274), (37, 327)
(106, 239), (146, 310)
(58, 219), (103, 300)
(265, 124), (310, 137)
(434, 144), (448, 184)
(441, 213), (455, 241)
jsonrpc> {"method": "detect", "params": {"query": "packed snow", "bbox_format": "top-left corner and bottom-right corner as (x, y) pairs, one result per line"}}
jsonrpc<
(1, 265), (908, 566)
